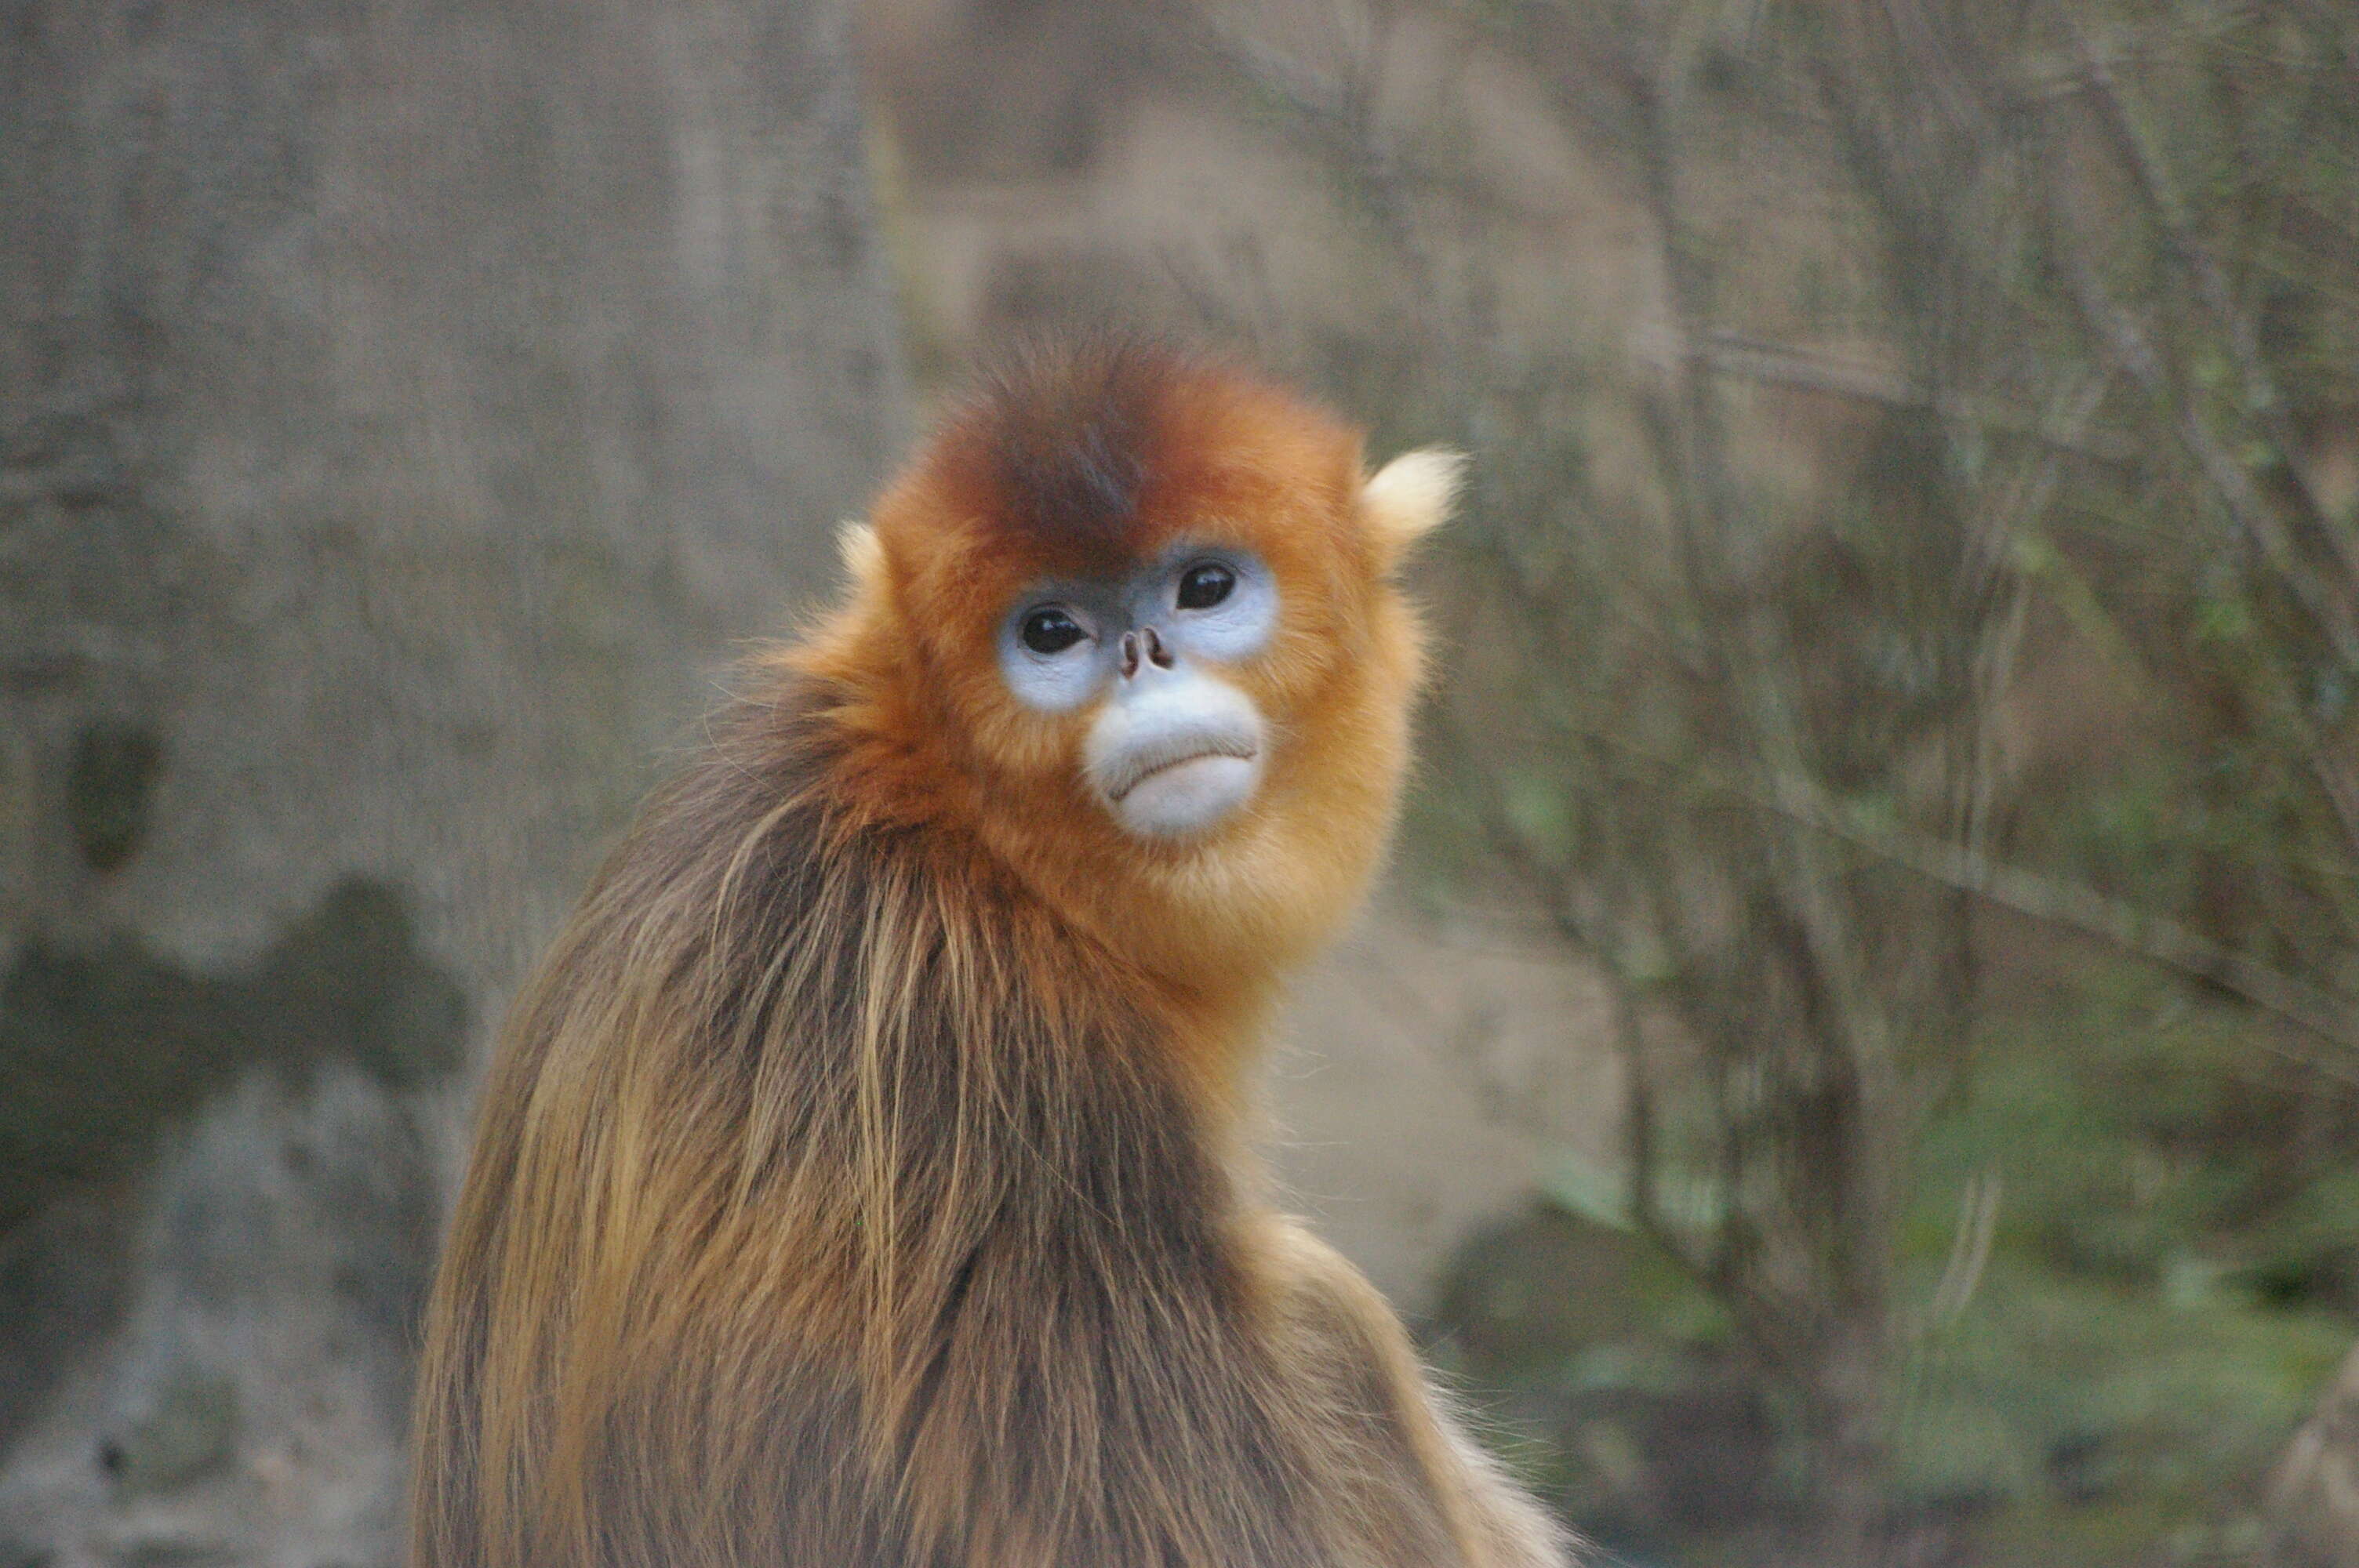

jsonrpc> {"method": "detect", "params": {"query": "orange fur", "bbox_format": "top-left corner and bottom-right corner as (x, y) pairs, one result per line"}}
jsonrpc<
(408, 340), (1572, 1566)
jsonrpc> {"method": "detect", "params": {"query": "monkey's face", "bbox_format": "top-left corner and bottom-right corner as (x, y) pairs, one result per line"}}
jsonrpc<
(851, 346), (1452, 943)
(994, 544), (1281, 841)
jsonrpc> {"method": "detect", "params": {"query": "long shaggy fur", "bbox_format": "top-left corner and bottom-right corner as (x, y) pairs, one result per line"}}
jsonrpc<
(409, 343), (1572, 1567)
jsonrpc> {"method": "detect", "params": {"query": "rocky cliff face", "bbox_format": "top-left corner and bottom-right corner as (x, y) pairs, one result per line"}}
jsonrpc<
(0, 4), (905, 1561)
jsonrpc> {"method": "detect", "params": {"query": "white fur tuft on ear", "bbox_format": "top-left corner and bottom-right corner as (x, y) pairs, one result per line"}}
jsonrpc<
(836, 519), (885, 586)
(1362, 448), (1465, 561)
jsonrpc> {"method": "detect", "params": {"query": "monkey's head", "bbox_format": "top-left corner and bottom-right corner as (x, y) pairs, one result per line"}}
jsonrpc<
(816, 341), (1457, 990)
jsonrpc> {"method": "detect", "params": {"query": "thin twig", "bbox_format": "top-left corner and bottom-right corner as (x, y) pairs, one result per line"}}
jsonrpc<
(1760, 771), (2359, 1079)
(1489, 710), (2359, 1078)
(1696, 332), (2137, 462)
(2048, 203), (2359, 669)
(2066, 16), (2350, 575)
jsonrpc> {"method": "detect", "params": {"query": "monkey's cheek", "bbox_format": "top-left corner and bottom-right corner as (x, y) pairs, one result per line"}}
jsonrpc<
(1109, 753), (1263, 841)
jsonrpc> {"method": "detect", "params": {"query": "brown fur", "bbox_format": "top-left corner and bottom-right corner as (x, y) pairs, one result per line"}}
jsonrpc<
(408, 341), (1573, 1567)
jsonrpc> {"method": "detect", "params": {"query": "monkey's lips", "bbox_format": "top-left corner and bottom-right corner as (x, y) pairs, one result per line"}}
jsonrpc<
(1092, 731), (1264, 840)
(1101, 735), (1259, 804)
(1085, 675), (1268, 841)
(1108, 750), (1262, 840)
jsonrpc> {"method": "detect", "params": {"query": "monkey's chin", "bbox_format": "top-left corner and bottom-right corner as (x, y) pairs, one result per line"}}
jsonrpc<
(1108, 753), (1262, 842)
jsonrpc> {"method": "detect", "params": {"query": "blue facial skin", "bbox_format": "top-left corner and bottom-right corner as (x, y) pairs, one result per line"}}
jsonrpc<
(997, 544), (1279, 713)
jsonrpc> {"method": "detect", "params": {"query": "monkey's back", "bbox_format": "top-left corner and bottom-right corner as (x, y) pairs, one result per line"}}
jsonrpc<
(405, 676), (1536, 1567)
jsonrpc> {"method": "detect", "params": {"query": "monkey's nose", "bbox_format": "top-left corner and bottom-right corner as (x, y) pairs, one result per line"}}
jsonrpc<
(1119, 629), (1177, 681)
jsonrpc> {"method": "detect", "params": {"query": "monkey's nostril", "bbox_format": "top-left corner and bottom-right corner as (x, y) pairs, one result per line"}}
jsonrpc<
(1143, 627), (1175, 670)
(1120, 633), (1141, 680)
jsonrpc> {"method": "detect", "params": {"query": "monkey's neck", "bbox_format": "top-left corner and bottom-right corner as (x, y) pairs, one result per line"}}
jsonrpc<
(794, 654), (1299, 1116)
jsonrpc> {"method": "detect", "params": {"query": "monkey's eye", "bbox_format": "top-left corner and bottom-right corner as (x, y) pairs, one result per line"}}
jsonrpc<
(1019, 606), (1088, 655)
(1176, 562), (1236, 612)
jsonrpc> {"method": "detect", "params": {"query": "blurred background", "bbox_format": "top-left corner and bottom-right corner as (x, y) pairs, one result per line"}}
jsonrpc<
(7, 2), (2359, 1564)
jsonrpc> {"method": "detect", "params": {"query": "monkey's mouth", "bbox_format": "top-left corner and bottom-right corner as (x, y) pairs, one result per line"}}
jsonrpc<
(1101, 736), (1260, 805)
(1085, 676), (1269, 842)
(1104, 748), (1263, 843)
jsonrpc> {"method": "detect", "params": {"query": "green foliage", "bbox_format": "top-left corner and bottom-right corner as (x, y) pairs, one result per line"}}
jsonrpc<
(1891, 975), (2359, 1558)
(1445, 967), (2359, 1564)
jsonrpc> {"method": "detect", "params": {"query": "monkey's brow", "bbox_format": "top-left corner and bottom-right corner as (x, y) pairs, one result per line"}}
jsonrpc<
(1000, 418), (1147, 546)
(969, 339), (1181, 552)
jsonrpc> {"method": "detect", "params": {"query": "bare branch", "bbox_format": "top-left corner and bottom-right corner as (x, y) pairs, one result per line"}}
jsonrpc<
(1695, 332), (2137, 462)
(2045, 191), (2359, 669)
(1761, 771), (2359, 1080)
(2066, 17), (2352, 577)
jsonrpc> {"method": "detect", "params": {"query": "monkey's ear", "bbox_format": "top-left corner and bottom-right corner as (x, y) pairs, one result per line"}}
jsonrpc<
(837, 519), (886, 590)
(1362, 448), (1464, 568)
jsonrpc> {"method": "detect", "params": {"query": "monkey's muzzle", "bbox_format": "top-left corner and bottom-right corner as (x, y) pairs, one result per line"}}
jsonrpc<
(1084, 673), (1266, 842)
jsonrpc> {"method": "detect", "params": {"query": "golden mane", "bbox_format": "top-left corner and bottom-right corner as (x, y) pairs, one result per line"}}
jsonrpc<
(413, 670), (1351, 1565)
